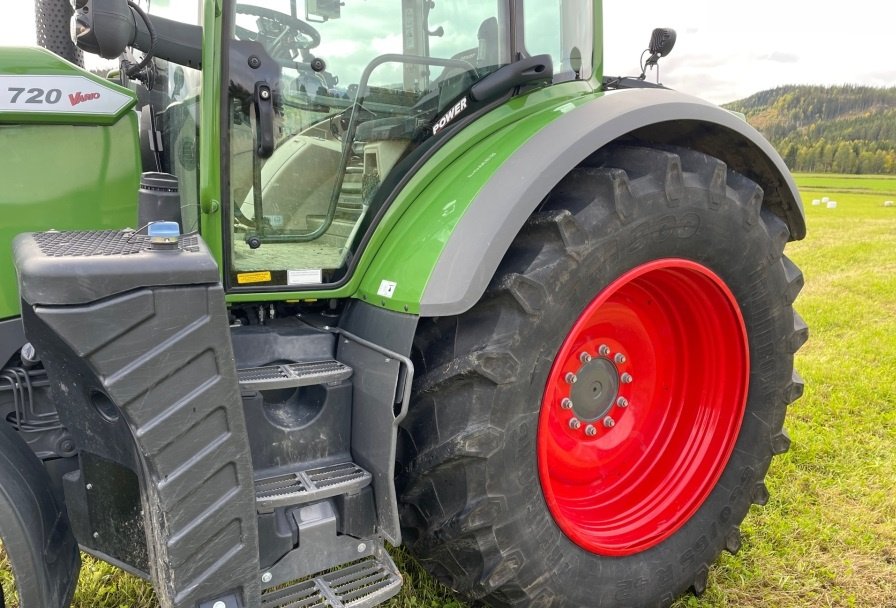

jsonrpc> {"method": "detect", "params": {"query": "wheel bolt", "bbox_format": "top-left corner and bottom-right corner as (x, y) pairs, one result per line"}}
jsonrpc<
(579, 352), (592, 363)
(598, 344), (611, 356)
(569, 418), (581, 430)
(585, 424), (597, 437)
(560, 397), (573, 410)
(614, 353), (626, 364)
(616, 396), (629, 408)
(621, 373), (633, 384)
(603, 416), (616, 428)
(565, 372), (578, 384)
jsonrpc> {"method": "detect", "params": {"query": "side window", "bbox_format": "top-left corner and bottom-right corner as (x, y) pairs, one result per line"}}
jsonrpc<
(524, 0), (593, 80)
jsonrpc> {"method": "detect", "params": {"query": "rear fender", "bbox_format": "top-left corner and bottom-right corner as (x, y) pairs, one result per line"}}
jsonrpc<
(415, 88), (804, 316)
(0, 421), (80, 608)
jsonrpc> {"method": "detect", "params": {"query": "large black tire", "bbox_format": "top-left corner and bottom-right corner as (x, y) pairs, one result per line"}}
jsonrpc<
(0, 422), (79, 608)
(35, 0), (84, 67)
(397, 145), (806, 607)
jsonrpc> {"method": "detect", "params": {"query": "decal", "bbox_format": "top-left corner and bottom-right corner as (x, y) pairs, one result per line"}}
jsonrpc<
(287, 269), (323, 285)
(0, 75), (132, 115)
(377, 280), (397, 298)
(236, 271), (273, 284)
(432, 96), (468, 135)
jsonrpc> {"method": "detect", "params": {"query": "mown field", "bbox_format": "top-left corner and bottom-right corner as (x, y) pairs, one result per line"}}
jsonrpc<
(3, 173), (895, 608)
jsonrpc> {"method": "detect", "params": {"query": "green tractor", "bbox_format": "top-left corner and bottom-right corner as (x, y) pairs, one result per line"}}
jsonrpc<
(0, 1), (807, 606)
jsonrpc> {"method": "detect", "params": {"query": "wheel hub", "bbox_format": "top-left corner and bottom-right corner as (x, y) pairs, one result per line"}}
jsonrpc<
(569, 356), (619, 421)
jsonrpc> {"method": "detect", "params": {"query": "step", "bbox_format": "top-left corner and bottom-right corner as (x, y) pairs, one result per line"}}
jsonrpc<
(237, 360), (352, 391)
(261, 554), (402, 608)
(255, 462), (372, 512)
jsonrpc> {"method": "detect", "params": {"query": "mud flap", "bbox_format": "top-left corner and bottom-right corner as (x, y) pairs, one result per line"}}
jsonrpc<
(0, 421), (79, 608)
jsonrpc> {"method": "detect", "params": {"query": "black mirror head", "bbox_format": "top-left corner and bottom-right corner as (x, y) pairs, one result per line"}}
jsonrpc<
(70, 0), (135, 59)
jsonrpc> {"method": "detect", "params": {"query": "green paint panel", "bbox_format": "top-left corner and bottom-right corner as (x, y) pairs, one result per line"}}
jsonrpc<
(0, 47), (137, 126)
(355, 83), (600, 313)
(0, 114), (140, 320)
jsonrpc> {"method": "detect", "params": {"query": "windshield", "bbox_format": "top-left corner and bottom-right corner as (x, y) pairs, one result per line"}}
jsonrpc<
(225, 0), (510, 288)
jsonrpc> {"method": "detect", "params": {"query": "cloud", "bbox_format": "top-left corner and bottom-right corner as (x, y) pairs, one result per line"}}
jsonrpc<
(758, 52), (800, 64)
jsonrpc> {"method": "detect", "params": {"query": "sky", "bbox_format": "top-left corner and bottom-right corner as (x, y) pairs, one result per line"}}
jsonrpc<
(1, 1), (893, 105)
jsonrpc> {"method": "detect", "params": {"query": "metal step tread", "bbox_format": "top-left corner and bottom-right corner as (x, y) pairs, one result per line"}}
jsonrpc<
(262, 554), (402, 608)
(238, 360), (352, 391)
(256, 462), (372, 511)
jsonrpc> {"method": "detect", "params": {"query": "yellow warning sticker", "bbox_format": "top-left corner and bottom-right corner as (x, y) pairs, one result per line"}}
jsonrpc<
(236, 271), (272, 284)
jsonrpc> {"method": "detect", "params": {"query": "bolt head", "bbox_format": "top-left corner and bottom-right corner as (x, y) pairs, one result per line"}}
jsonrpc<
(598, 344), (611, 356)
(86, 483), (93, 490)
(569, 418), (581, 430)
(560, 397), (573, 410)
(616, 396), (629, 408)
(603, 416), (616, 428)
(614, 353), (626, 364)
(213, 602), (227, 608)
(565, 372), (578, 384)
(261, 572), (273, 583)
(579, 351), (592, 363)
(92, 531), (99, 539)
(357, 542), (367, 553)
(585, 424), (597, 437)
(621, 372), (633, 384)
(260, 88), (271, 100)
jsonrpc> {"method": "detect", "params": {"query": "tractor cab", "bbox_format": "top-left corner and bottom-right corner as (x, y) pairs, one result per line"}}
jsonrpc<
(219, 1), (595, 292)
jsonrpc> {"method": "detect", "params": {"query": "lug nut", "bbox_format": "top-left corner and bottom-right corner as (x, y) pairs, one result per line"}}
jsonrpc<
(603, 416), (616, 428)
(614, 353), (626, 364)
(616, 396), (629, 408)
(561, 397), (573, 410)
(569, 418), (581, 430)
(579, 351), (592, 363)
(585, 424), (597, 437)
(565, 372), (578, 384)
(621, 373), (633, 384)
(598, 344), (611, 356)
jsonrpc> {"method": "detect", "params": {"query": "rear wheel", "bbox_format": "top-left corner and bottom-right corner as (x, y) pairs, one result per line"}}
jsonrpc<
(398, 145), (806, 606)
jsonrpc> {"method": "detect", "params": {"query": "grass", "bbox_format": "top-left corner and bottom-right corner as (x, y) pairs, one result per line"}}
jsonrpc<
(2, 173), (895, 607)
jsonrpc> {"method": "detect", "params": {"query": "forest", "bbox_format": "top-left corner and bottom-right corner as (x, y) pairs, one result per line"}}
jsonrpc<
(724, 85), (896, 174)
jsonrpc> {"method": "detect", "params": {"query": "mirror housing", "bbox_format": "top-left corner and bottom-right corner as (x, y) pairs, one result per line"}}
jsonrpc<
(70, 0), (135, 59)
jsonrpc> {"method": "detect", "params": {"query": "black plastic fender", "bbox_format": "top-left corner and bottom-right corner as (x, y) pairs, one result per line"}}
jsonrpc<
(419, 87), (805, 316)
(0, 421), (79, 608)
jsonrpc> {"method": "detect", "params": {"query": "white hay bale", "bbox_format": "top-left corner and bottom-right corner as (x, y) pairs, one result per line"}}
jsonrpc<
(822, 196), (830, 203)
(884, 200), (894, 207)
(826, 201), (838, 209)
(811, 199), (822, 206)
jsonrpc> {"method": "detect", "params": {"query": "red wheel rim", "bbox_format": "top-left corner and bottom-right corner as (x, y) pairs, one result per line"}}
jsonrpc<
(537, 259), (749, 556)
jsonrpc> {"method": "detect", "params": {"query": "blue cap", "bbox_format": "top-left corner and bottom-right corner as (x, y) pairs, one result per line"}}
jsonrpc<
(147, 221), (180, 239)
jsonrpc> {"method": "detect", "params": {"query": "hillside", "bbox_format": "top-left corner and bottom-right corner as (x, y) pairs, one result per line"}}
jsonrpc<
(724, 85), (896, 174)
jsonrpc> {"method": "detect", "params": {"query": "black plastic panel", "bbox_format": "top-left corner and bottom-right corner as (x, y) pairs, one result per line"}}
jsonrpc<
(15, 230), (261, 608)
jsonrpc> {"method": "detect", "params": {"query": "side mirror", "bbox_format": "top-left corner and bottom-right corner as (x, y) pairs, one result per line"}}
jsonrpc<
(70, 0), (136, 59)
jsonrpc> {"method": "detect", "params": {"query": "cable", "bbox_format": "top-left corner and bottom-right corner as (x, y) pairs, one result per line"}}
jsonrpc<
(126, 0), (158, 78)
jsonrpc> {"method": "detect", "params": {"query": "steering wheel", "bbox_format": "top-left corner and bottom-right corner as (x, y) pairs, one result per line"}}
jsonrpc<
(235, 3), (322, 58)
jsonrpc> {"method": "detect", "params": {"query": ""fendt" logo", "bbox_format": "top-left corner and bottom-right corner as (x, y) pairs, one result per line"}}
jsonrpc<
(69, 91), (101, 106)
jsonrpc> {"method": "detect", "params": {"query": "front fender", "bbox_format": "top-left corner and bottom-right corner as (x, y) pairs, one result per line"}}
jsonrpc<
(358, 87), (803, 317)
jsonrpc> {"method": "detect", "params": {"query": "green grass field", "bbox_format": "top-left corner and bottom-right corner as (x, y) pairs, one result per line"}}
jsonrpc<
(3, 173), (895, 608)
